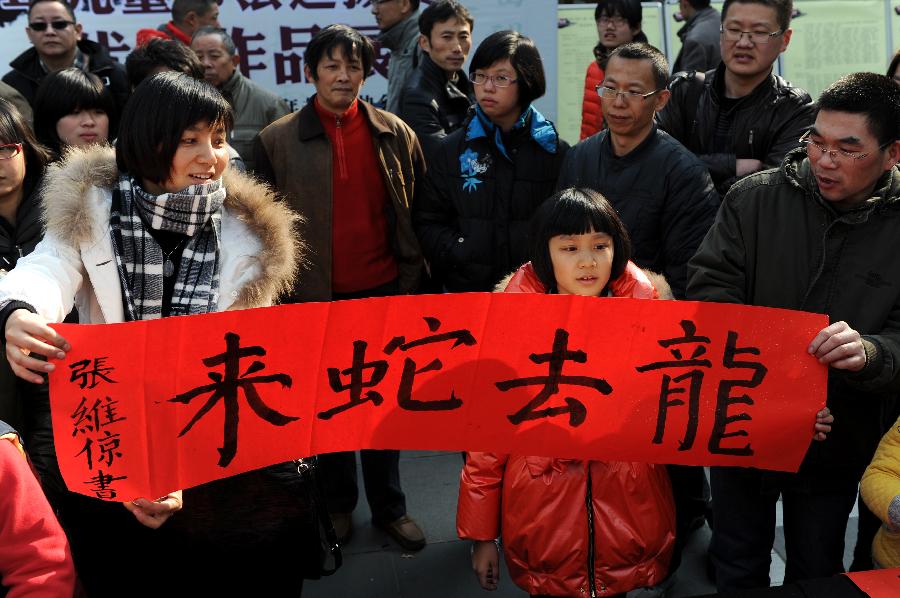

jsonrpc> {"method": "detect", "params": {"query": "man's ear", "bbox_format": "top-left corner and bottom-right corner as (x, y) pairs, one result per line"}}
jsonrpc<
(418, 34), (430, 54)
(74, 22), (83, 41)
(303, 63), (314, 82)
(779, 28), (792, 53)
(654, 88), (671, 112)
(882, 140), (900, 173)
(231, 54), (241, 68)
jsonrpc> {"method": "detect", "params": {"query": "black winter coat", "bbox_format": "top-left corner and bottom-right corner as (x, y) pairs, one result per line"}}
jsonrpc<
(656, 63), (814, 196)
(2, 39), (129, 116)
(399, 53), (474, 160)
(414, 106), (568, 292)
(556, 127), (719, 298)
(688, 150), (900, 481)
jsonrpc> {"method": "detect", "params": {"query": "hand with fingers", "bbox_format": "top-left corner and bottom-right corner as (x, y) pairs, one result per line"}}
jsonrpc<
(471, 540), (500, 591)
(123, 491), (183, 529)
(813, 407), (833, 442)
(808, 321), (866, 372)
(4, 309), (70, 384)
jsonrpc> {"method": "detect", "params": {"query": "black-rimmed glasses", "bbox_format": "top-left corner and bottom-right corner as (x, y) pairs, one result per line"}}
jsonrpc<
(28, 20), (75, 32)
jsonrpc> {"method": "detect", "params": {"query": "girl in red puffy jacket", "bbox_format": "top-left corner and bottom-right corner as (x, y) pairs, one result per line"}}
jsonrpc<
(457, 187), (675, 598)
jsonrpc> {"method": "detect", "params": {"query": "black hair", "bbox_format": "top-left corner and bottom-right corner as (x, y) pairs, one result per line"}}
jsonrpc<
(469, 30), (546, 109)
(592, 0), (647, 63)
(32, 68), (116, 158)
(0, 97), (52, 198)
(608, 43), (670, 91)
(418, 1), (473, 40)
(530, 188), (632, 294)
(685, 0), (712, 9)
(721, 0), (792, 32)
(409, 0), (421, 9)
(888, 49), (900, 81)
(192, 26), (238, 56)
(115, 71), (233, 185)
(817, 72), (900, 147)
(27, 0), (75, 22)
(594, 0), (642, 27)
(172, 0), (217, 25)
(125, 38), (205, 88)
(304, 24), (376, 81)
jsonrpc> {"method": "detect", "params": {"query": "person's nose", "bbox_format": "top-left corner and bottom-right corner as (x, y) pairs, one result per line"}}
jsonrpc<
(735, 32), (755, 48)
(196, 141), (215, 164)
(577, 250), (596, 268)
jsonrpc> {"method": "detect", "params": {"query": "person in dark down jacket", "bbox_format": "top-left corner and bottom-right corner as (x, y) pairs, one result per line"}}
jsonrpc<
(558, 43), (719, 300)
(459, 188), (675, 598)
(399, 0), (475, 160)
(414, 30), (568, 293)
(687, 72), (900, 590)
(657, 0), (813, 196)
(3, 0), (129, 115)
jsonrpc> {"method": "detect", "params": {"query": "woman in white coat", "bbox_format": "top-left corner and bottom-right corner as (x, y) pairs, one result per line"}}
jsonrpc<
(0, 72), (318, 596)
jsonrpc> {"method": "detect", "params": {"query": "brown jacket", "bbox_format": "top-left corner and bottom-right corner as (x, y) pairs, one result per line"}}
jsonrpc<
(255, 98), (424, 302)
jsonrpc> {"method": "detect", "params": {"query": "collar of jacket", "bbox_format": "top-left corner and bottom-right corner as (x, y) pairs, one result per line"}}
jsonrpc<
(677, 6), (718, 39)
(466, 104), (558, 159)
(297, 95), (395, 142)
(378, 12), (419, 51)
(599, 123), (660, 162)
(419, 53), (472, 100)
(783, 147), (900, 219)
(163, 21), (192, 45)
(10, 38), (116, 80)
(219, 69), (242, 104)
(708, 61), (779, 109)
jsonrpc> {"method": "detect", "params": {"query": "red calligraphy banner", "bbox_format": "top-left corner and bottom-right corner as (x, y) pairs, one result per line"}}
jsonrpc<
(48, 294), (828, 501)
(844, 568), (900, 596)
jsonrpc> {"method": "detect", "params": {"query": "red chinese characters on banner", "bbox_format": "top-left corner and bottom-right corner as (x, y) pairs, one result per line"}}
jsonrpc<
(48, 294), (828, 502)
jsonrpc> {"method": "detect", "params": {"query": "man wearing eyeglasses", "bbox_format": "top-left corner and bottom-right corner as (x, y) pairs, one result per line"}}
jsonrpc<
(2, 0), (128, 113)
(688, 72), (900, 590)
(557, 42), (719, 300)
(657, 0), (814, 196)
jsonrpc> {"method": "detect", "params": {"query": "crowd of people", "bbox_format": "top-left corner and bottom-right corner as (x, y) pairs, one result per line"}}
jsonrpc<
(0, 0), (898, 596)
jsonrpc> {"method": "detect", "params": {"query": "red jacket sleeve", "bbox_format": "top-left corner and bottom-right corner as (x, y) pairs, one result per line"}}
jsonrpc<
(457, 452), (509, 541)
(0, 438), (75, 598)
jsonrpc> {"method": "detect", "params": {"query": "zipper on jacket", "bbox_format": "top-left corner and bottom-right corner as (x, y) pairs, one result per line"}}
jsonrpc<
(748, 128), (755, 156)
(334, 115), (348, 181)
(16, 245), (23, 258)
(585, 466), (597, 597)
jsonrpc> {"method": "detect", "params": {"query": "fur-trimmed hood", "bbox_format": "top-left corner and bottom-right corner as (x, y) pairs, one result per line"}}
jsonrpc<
(40, 144), (303, 309)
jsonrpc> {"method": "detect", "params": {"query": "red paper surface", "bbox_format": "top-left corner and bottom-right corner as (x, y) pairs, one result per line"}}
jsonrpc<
(844, 568), (900, 596)
(48, 294), (828, 501)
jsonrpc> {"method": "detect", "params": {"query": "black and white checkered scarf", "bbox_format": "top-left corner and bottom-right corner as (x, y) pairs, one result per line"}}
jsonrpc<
(109, 175), (224, 321)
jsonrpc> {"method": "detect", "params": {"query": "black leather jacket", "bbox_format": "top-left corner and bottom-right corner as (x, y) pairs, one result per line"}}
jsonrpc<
(399, 53), (474, 160)
(657, 63), (814, 195)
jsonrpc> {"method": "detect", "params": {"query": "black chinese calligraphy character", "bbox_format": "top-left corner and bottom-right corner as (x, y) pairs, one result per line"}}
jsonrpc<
(69, 357), (117, 389)
(232, 28), (267, 75)
(169, 333), (297, 467)
(383, 316), (476, 411)
(237, 0), (282, 10)
(70, 397), (126, 437)
(122, 0), (169, 13)
(636, 320), (712, 450)
(84, 470), (127, 500)
(709, 331), (767, 456)
(319, 341), (388, 420)
(496, 329), (612, 427)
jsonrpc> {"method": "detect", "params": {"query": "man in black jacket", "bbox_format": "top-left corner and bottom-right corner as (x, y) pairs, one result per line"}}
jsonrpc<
(557, 44), (719, 583)
(3, 0), (129, 114)
(557, 43), (719, 300)
(688, 72), (900, 591)
(657, 0), (814, 196)
(400, 0), (475, 159)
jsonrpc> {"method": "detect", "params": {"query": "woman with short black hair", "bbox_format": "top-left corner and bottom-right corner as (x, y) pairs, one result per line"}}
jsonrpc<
(414, 30), (568, 293)
(0, 71), (321, 596)
(32, 67), (116, 159)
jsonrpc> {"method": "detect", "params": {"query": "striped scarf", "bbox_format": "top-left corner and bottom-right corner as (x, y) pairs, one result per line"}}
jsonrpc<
(109, 175), (224, 321)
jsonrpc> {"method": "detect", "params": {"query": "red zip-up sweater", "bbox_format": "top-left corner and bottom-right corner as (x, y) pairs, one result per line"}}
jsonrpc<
(314, 97), (398, 294)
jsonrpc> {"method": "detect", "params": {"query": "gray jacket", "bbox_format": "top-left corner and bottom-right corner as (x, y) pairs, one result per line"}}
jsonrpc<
(672, 7), (722, 74)
(220, 70), (291, 172)
(380, 11), (421, 115)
